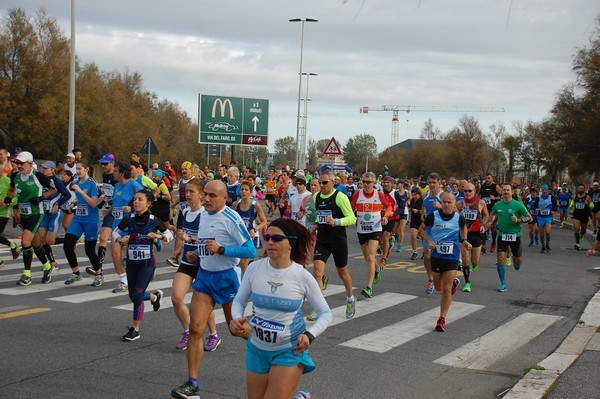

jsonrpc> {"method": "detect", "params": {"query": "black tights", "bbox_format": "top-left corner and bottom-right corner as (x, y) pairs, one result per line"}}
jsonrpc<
(63, 233), (100, 271)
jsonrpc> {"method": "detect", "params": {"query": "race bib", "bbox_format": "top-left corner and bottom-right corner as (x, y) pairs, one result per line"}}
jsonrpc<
(75, 206), (88, 216)
(317, 210), (332, 224)
(128, 244), (151, 260)
(19, 203), (32, 215)
(198, 237), (216, 257)
(540, 209), (551, 216)
(177, 202), (187, 212)
(502, 232), (517, 242)
(112, 208), (124, 219)
(359, 221), (374, 232)
(436, 241), (454, 255)
(560, 201), (568, 206)
(43, 200), (51, 212)
(462, 209), (477, 221)
(250, 315), (283, 344)
(482, 197), (491, 204)
(575, 202), (585, 210)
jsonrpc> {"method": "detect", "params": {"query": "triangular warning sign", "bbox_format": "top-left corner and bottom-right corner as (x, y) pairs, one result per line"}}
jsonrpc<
(323, 137), (342, 155)
(140, 137), (159, 155)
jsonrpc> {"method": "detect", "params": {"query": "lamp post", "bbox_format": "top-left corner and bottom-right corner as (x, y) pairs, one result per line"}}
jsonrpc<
(290, 17), (318, 170)
(301, 72), (317, 171)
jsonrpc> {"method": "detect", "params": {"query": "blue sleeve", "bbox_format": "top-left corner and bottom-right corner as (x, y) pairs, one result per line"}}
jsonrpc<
(223, 239), (256, 259)
(53, 176), (71, 206)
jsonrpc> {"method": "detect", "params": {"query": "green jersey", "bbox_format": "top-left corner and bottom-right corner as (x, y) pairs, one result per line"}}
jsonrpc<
(10, 171), (53, 217)
(492, 199), (529, 236)
(0, 175), (14, 218)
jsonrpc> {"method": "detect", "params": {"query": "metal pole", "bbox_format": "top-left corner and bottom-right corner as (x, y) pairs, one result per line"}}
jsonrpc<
(68, 0), (76, 151)
(301, 72), (317, 171)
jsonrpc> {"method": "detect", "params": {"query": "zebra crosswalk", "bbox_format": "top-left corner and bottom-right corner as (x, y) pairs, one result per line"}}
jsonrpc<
(0, 253), (564, 373)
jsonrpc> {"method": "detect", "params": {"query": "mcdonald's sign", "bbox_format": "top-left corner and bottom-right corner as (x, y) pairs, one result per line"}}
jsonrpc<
(199, 94), (269, 146)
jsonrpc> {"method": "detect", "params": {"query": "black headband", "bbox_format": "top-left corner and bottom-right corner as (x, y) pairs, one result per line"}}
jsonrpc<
(268, 218), (298, 247)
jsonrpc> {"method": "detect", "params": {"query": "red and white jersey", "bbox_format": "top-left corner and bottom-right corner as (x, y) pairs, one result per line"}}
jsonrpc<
(352, 189), (387, 233)
(380, 189), (400, 220)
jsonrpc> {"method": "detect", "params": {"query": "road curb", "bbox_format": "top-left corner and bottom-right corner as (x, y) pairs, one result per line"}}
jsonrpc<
(503, 288), (600, 398)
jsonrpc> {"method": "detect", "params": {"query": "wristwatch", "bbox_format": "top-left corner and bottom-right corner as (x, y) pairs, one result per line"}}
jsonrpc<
(218, 246), (225, 255)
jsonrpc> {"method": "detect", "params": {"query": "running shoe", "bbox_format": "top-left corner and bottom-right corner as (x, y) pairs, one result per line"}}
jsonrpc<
(64, 274), (82, 285)
(361, 287), (373, 298)
(321, 274), (329, 290)
(560, 222), (564, 228)
(514, 263), (521, 271)
(410, 252), (418, 260)
(435, 316), (446, 332)
(17, 274), (32, 286)
(0, 257), (3, 266)
(41, 266), (54, 284)
(10, 242), (20, 259)
(379, 258), (387, 267)
(166, 257), (180, 267)
(293, 390), (312, 399)
(421, 253), (425, 259)
(471, 264), (478, 272)
(112, 281), (128, 293)
(425, 279), (434, 294)
(396, 245), (403, 252)
(176, 331), (190, 351)
(51, 261), (58, 271)
(481, 246), (487, 253)
(374, 265), (383, 285)
(345, 297), (356, 319)
(546, 244), (551, 252)
(528, 240), (534, 247)
(91, 274), (104, 287)
(152, 290), (163, 311)
(462, 282), (471, 292)
(171, 381), (199, 399)
(540, 247), (546, 254)
(122, 327), (140, 341)
(490, 244), (496, 253)
(154, 238), (162, 252)
(497, 284), (508, 292)
(306, 311), (318, 321)
(204, 333), (221, 352)
(506, 257), (512, 267)
(451, 278), (460, 295)
(575, 244), (581, 251)
(535, 238), (540, 246)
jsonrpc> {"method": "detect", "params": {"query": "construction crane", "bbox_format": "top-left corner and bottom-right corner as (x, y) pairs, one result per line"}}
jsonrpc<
(360, 105), (505, 146)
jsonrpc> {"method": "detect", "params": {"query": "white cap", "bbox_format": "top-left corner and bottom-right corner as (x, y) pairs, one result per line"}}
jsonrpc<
(15, 151), (33, 163)
(66, 152), (75, 158)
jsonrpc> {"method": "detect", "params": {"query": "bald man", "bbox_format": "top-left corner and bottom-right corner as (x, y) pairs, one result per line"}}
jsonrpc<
(172, 180), (256, 398)
(455, 182), (489, 292)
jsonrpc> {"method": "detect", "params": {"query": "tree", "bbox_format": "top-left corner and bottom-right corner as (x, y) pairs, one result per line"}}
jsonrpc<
(419, 118), (442, 140)
(501, 134), (521, 183)
(342, 133), (377, 171)
(306, 138), (330, 171)
(272, 136), (296, 169)
(442, 115), (488, 177)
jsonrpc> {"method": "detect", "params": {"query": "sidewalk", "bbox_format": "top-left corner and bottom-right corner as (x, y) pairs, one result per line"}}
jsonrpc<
(504, 220), (600, 398)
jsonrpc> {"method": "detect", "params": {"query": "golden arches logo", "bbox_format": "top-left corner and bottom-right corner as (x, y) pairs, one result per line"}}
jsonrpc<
(211, 98), (234, 119)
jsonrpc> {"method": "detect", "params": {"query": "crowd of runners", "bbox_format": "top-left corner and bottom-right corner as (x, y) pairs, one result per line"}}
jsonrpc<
(1, 145), (600, 399)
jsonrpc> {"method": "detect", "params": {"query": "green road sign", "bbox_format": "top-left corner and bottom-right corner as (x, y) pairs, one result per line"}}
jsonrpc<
(199, 94), (269, 146)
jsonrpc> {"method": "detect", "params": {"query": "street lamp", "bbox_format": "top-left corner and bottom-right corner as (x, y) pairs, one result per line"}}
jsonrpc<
(301, 72), (317, 170)
(290, 17), (318, 170)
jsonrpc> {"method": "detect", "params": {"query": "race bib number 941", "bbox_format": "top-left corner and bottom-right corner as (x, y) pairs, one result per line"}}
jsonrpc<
(128, 244), (151, 260)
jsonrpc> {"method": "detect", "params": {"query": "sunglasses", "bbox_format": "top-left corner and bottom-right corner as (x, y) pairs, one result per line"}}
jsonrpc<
(464, 189), (474, 192)
(318, 180), (330, 185)
(14, 161), (24, 165)
(362, 181), (374, 184)
(263, 234), (297, 243)
(101, 163), (109, 166)
(295, 182), (304, 186)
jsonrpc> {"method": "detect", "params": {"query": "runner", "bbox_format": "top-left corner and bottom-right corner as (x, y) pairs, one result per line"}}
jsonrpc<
(235, 180), (268, 273)
(455, 182), (489, 292)
(589, 182), (600, 234)
(556, 183), (572, 227)
(532, 184), (557, 253)
(394, 179), (410, 253)
(379, 176), (398, 268)
(230, 218), (333, 399)
(572, 184), (592, 251)
(113, 189), (173, 341)
(167, 161), (196, 267)
(96, 153), (118, 277)
(226, 166), (242, 208)
(351, 172), (392, 298)
(420, 192), (471, 331)
(264, 173), (277, 217)
(37, 161), (71, 270)
(479, 173), (501, 253)
(408, 188), (424, 261)
(3, 151), (56, 286)
(0, 165), (19, 265)
(309, 170), (357, 320)
(288, 176), (312, 227)
(489, 184), (532, 292)
(525, 188), (540, 247)
(421, 173), (443, 294)
(171, 180), (256, 399)
(63, 160), (103, 286)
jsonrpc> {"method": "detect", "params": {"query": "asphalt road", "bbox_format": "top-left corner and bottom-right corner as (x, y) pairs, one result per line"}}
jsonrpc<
(1, 222), (599, 399)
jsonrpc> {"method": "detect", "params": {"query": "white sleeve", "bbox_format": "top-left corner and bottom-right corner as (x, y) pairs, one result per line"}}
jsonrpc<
(232, 262), (257, 319)
(301, 268), (332, 338)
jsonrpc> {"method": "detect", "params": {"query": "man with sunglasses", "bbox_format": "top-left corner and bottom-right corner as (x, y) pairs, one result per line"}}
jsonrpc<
(310, 170), (357, 320)
(95, 153), (117, 282)
(171, 180), (255, 399)
(288, 177), (312, 226)
(351, 172), (392, 298)
(421, 173), (444, 294)
(479, 173), (501, 253)
(455, 182), (489, 292)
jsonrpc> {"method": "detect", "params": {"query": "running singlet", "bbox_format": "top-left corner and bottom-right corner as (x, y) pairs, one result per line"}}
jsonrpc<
(314, 190), (346, 241)
(10, 171), (53, 216)
(265, 180), (275, 195)
(423, 191), (442, 216)
(177, 177), (195, 211)
(102, 172), (117, 207)
(535, 194), (553, 217)
(381, 189), (399, 220)
(460, 197), (482, 232)
(480, 183), (497, 209)
(354, 189), (383, 233)
(427, 210), (461, 261)
(572, 195), (591, 219)
(226, 182), (241, 208)
(557, 192), (572, 208)
(73, 177), (101, 222)
(125, 213), (157, 265)
(179, 206), (202, 267)
(492, 200), (529, 237)
(111, 179), (144, 228)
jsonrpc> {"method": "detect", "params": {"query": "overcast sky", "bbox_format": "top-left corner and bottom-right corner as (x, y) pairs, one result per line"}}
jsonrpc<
(3, 0), (599, 153)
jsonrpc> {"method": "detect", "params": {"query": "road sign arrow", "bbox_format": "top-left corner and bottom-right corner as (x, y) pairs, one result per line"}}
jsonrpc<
(252, 116), (259, 132)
